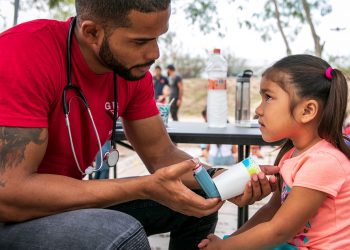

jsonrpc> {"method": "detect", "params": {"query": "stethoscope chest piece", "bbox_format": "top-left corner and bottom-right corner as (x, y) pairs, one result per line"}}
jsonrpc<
(107, 149), (119, 167)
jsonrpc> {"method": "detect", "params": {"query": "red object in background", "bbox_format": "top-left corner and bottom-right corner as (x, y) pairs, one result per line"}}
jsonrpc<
(344, 125), (350, 136)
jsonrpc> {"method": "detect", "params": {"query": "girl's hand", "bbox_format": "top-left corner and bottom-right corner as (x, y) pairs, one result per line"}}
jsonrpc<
(228, 165), (279, 206)
(198, 234), (224, 249)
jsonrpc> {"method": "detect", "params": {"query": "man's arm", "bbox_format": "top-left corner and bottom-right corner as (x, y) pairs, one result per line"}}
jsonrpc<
(0, 127), (152, 221)
(0, 127), (222, 222)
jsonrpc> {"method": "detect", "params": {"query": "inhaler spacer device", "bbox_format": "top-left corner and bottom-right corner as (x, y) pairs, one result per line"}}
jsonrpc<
(192, 160), (220, 198)
(213, 157), (262, 200)
(193, 157), (262, 200)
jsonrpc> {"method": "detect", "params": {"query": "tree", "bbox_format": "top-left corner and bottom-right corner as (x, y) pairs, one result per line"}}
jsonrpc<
(48, 0), (75, 20)
(271, 0), (292, 55)
(184, 0), (224, 37)
(173, 54), (206, 78)
(158, 31), (182, 66)
(157, 31), (207, 78)
(224, 52), (248, 77)
(11, 0), (74, 26)
(13, 0), (20, 26)
(183, 0), (295, 55)
(12, 0), (48, 26)
(328, 55), (350, 75)
(184, 0), (332, 58)
(299, 0), (330, 57)
(0, 8), (7, 29)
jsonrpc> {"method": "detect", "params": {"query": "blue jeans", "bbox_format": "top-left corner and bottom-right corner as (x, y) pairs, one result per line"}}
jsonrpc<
(0, 209), (149, 250)
(0, 193), (217, 250)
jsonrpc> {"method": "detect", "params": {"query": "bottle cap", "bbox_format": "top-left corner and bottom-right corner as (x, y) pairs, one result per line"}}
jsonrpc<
(213, 48), (220, 54)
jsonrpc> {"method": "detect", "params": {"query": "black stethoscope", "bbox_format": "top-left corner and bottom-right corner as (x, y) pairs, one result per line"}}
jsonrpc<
(63, 17), (119, 175)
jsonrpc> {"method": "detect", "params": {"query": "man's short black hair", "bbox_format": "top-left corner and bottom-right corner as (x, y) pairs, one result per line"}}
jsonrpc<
(76, 0), (171, 28)
(155, 65), (162, 70)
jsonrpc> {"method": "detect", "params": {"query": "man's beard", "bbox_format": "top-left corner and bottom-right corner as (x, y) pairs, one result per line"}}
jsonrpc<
(99, 37), (154, 81)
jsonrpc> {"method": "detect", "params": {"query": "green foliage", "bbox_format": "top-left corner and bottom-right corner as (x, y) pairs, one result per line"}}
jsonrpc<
(183, 0), (332, 57)
(237, 0), (303, 43)
(0, 13), (6, 29)
(49, 0), (75, 20)
(158, 30), (250, 78)
(224, 52), (248, 77)
(47, 0), (62, 8)
(11, 0), (74, 24)
(184, 0), (224, 38)
(173, 54), (206, 78)
(21, 0), (72, 9)
(328, 55), (350, 75)
(158, 32), (206, 78)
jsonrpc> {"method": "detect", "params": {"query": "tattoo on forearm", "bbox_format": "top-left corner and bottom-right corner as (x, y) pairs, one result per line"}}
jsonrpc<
(0, 127), (46, 171)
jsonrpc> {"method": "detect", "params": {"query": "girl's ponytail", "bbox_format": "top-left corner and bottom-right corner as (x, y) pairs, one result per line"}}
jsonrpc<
(318, 68), (350, 159)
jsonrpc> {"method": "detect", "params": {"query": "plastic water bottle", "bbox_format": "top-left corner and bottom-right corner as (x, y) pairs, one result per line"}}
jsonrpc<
(206, 48), (228, 128)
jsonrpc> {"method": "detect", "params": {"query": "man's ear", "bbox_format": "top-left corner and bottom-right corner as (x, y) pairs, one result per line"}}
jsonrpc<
(79, 20), (104, 45)
(299, 99), (319, 124)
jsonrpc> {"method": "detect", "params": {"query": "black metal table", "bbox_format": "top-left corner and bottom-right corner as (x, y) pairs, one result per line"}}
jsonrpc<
(116, 121), (274, 228)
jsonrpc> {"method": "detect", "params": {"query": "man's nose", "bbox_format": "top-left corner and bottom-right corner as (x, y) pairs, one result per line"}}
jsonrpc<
(145, 41), (160, 61)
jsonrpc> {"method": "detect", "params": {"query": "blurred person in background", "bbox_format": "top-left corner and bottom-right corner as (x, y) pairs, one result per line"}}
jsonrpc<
(167, 64), (183, 121)
(153, 65), (169, 103)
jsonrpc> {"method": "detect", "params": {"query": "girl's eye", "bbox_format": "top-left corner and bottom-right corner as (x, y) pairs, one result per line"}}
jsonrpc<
(265, 94), (272, 102)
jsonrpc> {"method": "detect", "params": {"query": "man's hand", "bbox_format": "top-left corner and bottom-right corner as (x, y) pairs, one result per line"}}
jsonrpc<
(228, 165), (279, 207)
(145, 159), (224, 217)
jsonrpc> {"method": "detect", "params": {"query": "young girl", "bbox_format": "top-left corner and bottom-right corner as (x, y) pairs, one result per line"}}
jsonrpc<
(199, 54), (350, 250)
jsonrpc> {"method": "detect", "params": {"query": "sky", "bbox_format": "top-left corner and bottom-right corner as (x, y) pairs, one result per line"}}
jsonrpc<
(1, 0), (349, 67)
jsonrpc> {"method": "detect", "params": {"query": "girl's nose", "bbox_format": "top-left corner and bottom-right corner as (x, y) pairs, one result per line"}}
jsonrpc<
(255, 103), (263, 117)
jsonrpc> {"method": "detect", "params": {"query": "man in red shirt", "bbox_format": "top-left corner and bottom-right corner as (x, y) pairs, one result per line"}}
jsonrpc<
(0, 0), (277, 249)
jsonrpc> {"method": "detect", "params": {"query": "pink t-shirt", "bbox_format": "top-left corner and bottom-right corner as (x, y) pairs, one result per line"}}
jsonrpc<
(279, 140), (350, 249)
(0, 18), (158, 179)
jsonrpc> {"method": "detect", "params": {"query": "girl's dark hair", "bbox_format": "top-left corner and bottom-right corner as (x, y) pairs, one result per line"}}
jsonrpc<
(75, 0), (170, 28)
(262, 54), (350, 166)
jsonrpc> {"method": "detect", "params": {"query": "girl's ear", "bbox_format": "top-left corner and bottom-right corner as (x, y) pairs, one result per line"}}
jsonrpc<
(299, 99), (319, 123)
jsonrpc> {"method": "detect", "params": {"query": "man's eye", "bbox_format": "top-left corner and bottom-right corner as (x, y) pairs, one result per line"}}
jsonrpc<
(134, 40), (147, 45)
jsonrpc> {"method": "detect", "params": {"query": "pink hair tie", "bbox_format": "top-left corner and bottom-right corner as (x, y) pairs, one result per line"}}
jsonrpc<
(325, 67), (333, 80)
